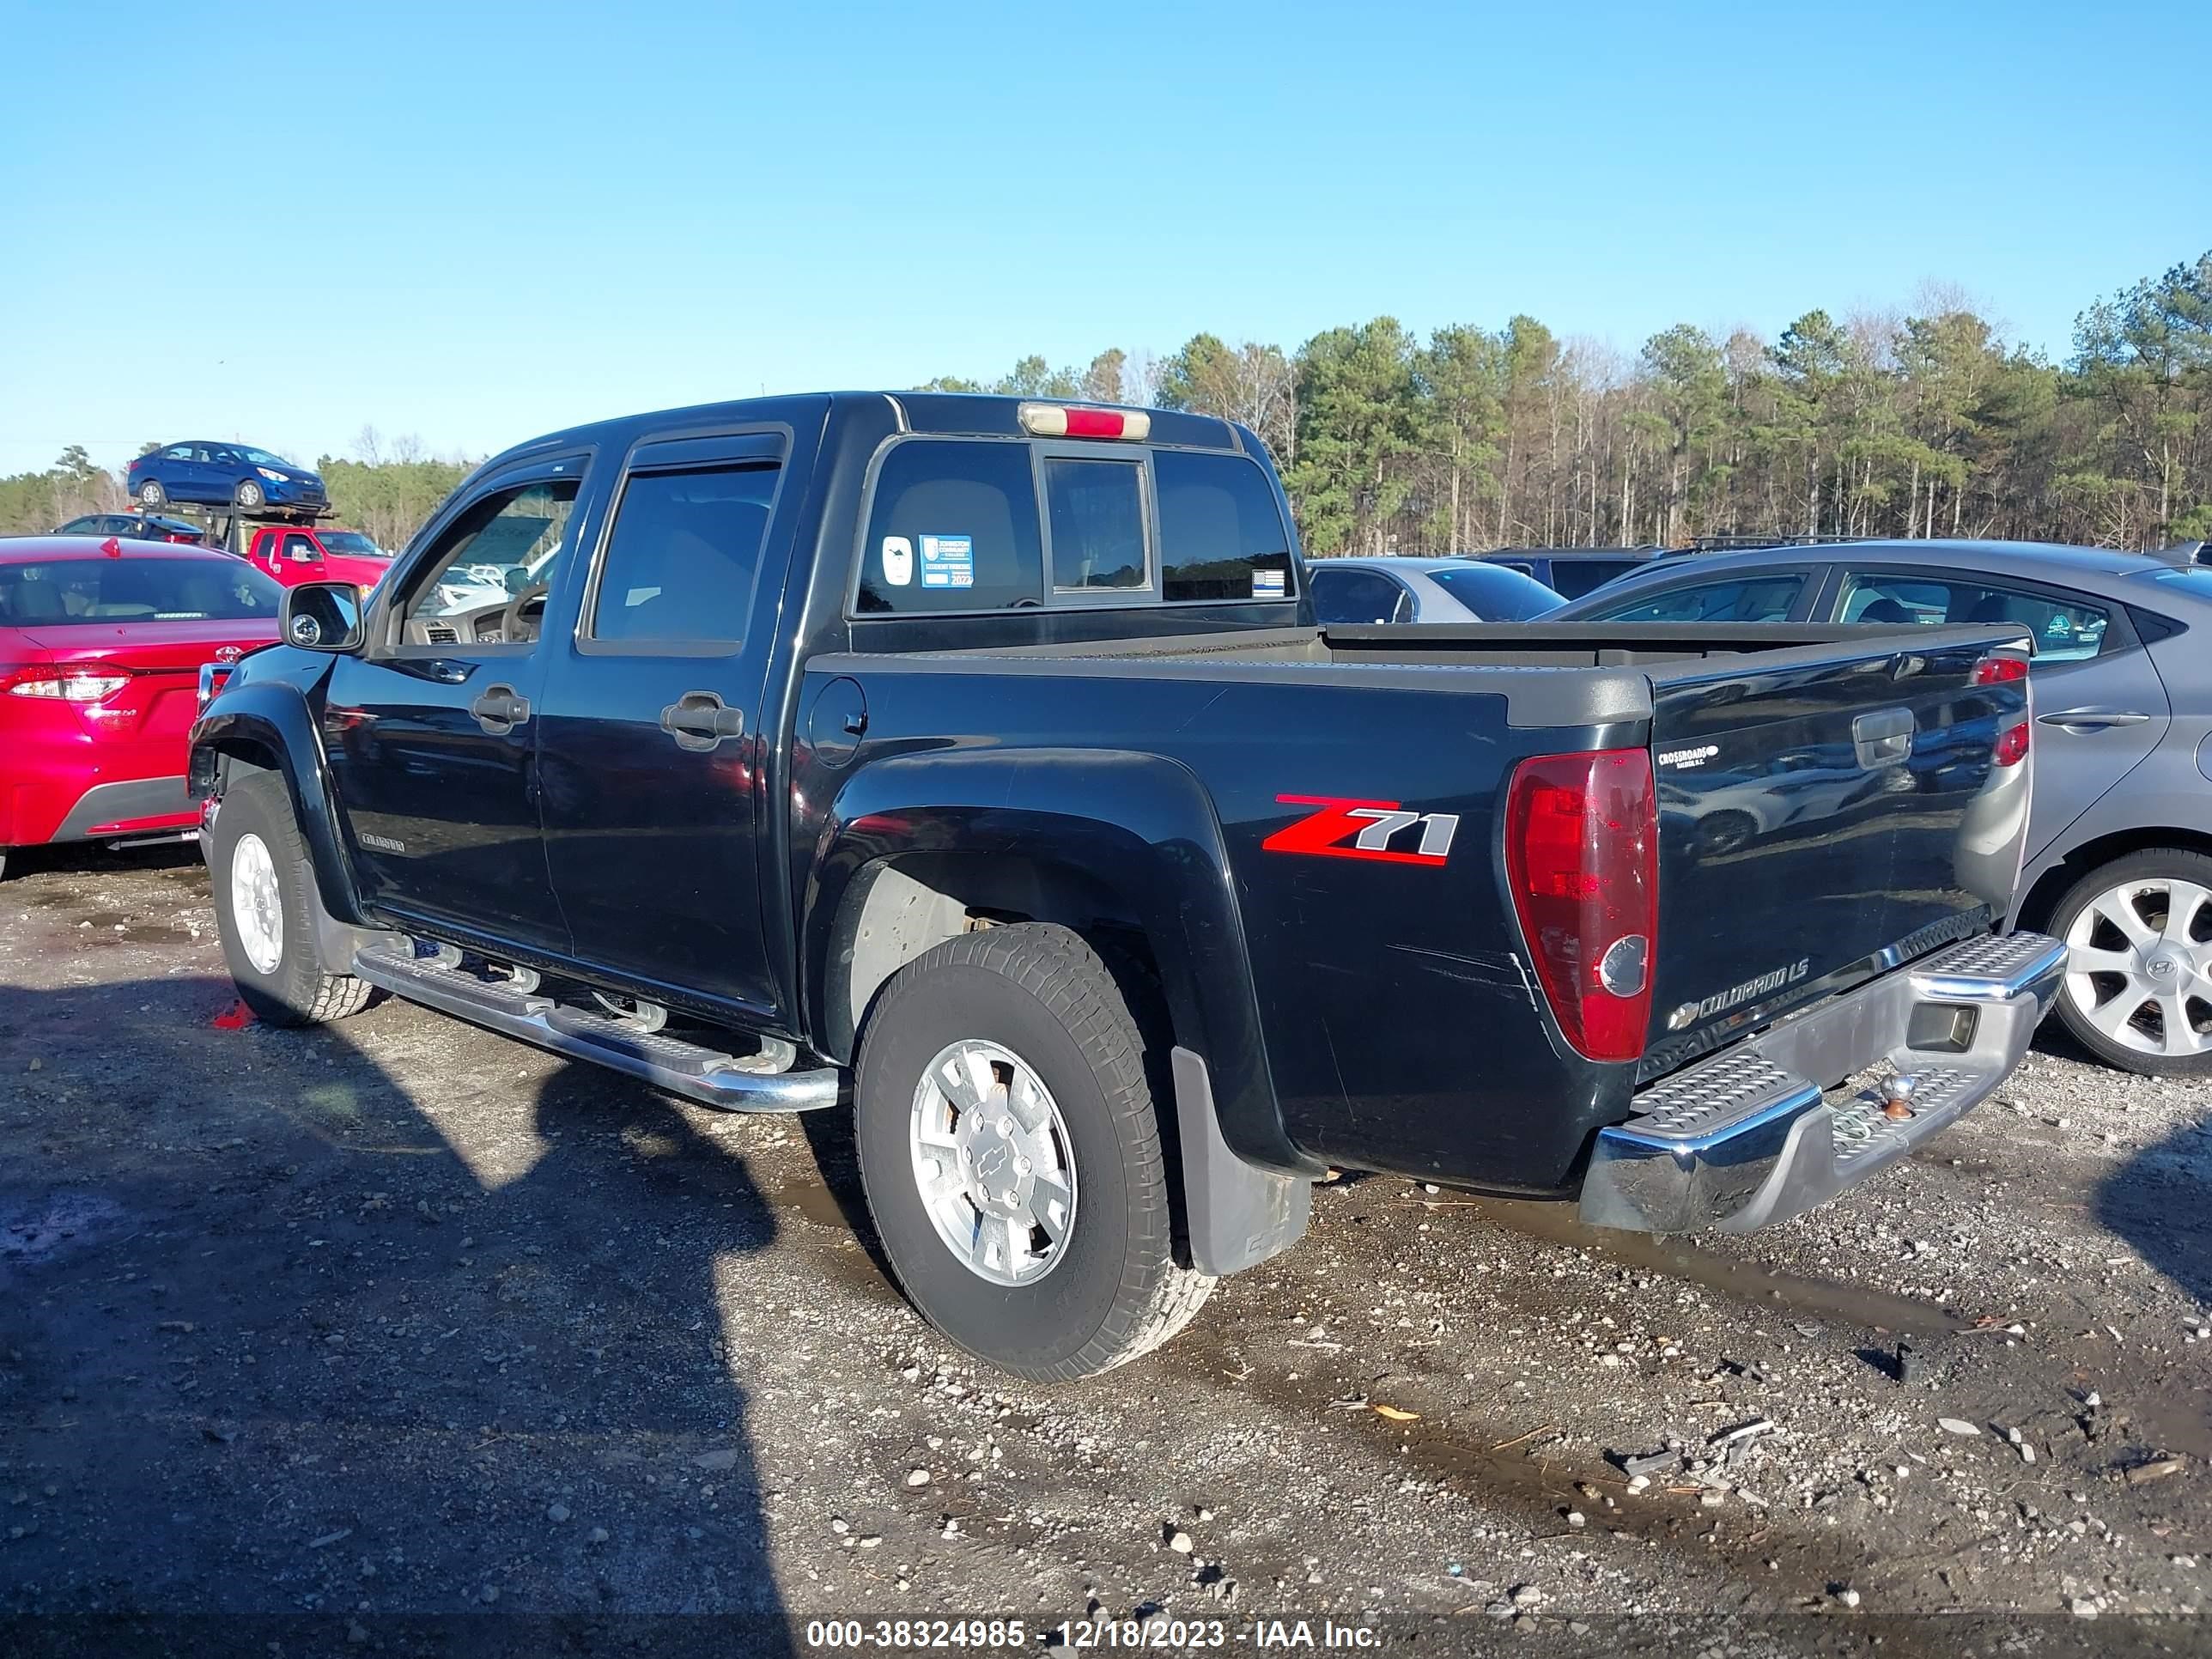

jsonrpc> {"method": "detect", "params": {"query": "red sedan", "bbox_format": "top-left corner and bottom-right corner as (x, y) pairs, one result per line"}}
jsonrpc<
(0, 538), (283, 878)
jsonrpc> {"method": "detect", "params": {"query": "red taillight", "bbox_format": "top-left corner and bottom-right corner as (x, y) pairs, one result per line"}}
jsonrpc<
(1016, 402), (1152, 441)
(1973, 650), (2033, 766)
(3, 660), (136, 703)
(1504, 748), (1658, 1062)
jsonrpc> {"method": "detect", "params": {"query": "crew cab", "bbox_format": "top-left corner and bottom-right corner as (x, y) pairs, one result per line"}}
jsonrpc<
(244, 525), (392, 589)
(189, 392), (2063, 1381)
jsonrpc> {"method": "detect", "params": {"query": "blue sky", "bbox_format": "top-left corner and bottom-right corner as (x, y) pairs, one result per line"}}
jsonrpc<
(2, 0), (2205, 477)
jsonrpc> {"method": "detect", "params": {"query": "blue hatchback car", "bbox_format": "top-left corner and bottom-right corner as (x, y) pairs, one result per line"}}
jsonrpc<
(127, 441), (329, 520)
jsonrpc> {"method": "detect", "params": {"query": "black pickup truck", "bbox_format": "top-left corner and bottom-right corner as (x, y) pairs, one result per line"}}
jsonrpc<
(190, 392), (2065, 1381)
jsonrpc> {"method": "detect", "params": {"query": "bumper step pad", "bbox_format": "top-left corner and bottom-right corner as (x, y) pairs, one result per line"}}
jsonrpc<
(1581, 932), (2066, 1234)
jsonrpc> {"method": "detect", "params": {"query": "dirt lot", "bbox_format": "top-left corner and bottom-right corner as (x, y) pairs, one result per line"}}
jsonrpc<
(2, 843), (2208, 1657)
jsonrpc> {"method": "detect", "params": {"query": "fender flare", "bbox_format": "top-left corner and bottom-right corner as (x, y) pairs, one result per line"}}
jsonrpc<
(190, 681), (364, 925)
(804, 747), (1310, 1179)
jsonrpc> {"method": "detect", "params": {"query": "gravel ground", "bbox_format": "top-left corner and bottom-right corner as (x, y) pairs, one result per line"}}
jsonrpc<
(1, 843), (2208, 1656)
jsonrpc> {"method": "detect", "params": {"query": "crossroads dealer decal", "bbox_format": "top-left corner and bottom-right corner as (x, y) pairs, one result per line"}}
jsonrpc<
(1262, 795), (1461, 866)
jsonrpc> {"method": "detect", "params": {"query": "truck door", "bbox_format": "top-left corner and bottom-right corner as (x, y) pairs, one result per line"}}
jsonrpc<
(533, 431), (788, 1021)
(322, 465), (585, 952)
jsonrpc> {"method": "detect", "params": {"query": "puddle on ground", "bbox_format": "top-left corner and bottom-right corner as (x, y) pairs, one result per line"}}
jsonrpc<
(763, 1177), (900, 1302)
(0, 1191), (127, 1277)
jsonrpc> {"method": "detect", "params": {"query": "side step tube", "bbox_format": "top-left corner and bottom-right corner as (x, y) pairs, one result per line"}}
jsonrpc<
(351, 944), (842, 1113)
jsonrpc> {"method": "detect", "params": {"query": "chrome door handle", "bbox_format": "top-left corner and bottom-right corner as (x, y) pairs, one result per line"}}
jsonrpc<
(2037, 708), (2152, 731)
(660, 690), (744, 752)
(470, 684), (530, 734)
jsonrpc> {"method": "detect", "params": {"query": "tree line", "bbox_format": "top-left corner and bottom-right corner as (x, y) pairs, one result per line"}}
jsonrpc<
(7, 251), (2204, 559)
(928, 250), (2212, 557)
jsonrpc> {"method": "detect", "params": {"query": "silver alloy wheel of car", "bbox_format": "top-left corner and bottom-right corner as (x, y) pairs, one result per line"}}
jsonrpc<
(238, 482), (264, 508)
(2064, 876), (2212, 1057)
(230, 831), (284, 975)
(137, 482), (162, 506)
(908, 1039), (1078, 1286)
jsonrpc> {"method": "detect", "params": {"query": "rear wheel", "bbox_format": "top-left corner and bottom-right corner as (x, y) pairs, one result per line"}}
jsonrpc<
(2051, 848), (2212, 1076)
(137, 480), (166, 507)
(209, 772), (371, 1027)
(234, 480), (265, 511)
(854, 924), (1212, 1382)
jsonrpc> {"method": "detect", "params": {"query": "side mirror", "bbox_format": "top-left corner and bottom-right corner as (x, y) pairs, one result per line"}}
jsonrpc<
(280, 581), (366, 652)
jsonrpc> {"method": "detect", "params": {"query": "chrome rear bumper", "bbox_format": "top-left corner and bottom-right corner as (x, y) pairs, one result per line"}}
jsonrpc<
(1580, 931), (2065, 1234)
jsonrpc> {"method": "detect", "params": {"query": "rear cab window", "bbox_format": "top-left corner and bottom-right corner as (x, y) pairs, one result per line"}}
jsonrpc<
(854, 439), (1293, 616)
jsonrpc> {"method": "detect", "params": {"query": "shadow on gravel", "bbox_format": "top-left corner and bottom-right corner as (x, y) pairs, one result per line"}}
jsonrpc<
(2096, 1111), (2212, 1310)
(0, 971), (797, 1656)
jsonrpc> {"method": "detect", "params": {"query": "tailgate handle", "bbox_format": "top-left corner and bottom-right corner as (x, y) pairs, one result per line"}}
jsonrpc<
(1851, 708), (1915, 767)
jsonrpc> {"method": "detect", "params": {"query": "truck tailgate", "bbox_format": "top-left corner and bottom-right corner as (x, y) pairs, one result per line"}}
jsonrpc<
(1641, 627), (2031, 1075)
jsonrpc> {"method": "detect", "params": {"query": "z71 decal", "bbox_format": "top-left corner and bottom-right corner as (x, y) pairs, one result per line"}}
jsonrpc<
(1261, 795), (1461, 866)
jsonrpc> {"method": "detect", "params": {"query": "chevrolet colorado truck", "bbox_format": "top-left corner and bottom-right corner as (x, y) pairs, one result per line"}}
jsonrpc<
(188, 392), (2064, 1381)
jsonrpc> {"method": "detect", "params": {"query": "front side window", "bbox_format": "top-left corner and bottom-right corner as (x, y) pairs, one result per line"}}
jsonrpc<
(0, 557), (282, 623)
(404, 479), (580, 635)
(1155, 449), (1293, 601)
(1835, 571), (2111, 662)
(1046, 457), (1146, 592)
(281, 533), (321, 563)
(1589, 575), (1804, 623)
(589, 465), (776, 646)
(858, 440), (1042, 613)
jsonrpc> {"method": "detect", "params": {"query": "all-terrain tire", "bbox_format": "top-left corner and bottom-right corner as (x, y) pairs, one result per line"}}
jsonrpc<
(854, 923), (1214, 1382)
(2048, 847), (2212, 1077)
(209, 771), (372, 1028)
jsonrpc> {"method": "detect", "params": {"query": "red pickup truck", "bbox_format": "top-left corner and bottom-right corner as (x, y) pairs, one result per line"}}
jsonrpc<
(245, 526), (392, 589)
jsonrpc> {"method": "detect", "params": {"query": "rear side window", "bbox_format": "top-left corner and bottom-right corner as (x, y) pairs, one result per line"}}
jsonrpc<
(1550, 559), (1638, 599)
(1311, 566), (1411, 624)
(1589, 575), (1803, 623)
(1835, 571), (2111, 662)
(589, 465), (777, 645)
(1154, 450), (1293, 602)
(859, 441), (1042, 613)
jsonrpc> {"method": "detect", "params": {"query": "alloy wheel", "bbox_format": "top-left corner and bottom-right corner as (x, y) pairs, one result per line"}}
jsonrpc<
(2064, 877), (2212, 1058)
(908, 1039), (1078, 1285)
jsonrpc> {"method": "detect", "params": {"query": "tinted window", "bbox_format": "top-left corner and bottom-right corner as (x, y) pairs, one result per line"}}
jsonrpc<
(161, 445), (194, 460)
(280, 533), (321, 562)
(1155, 449), (1293, 602)
(316, 532), (383, 557)
(1589, 575), (1803, 623)
(1550, 558), (1640, 599)
(1426, 563), (1562, 620)
(0, 557), (282, 623)
(858, 440), (1042, 613)
(590, 465), (776, 645)
(1836, 572), (2110, 661)
(405, 479), (580, 625)
(57, 517), (98, 533)
(1045, 457), (1146, 591)
(1311, 566), (1410, 624)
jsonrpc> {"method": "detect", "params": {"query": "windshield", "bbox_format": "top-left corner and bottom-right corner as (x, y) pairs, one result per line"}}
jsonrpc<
(0, 557), (283, 624)
(1428, 562), (1564, 620)
(239, 447), (296, 469)
(316, 532), (385, 558)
